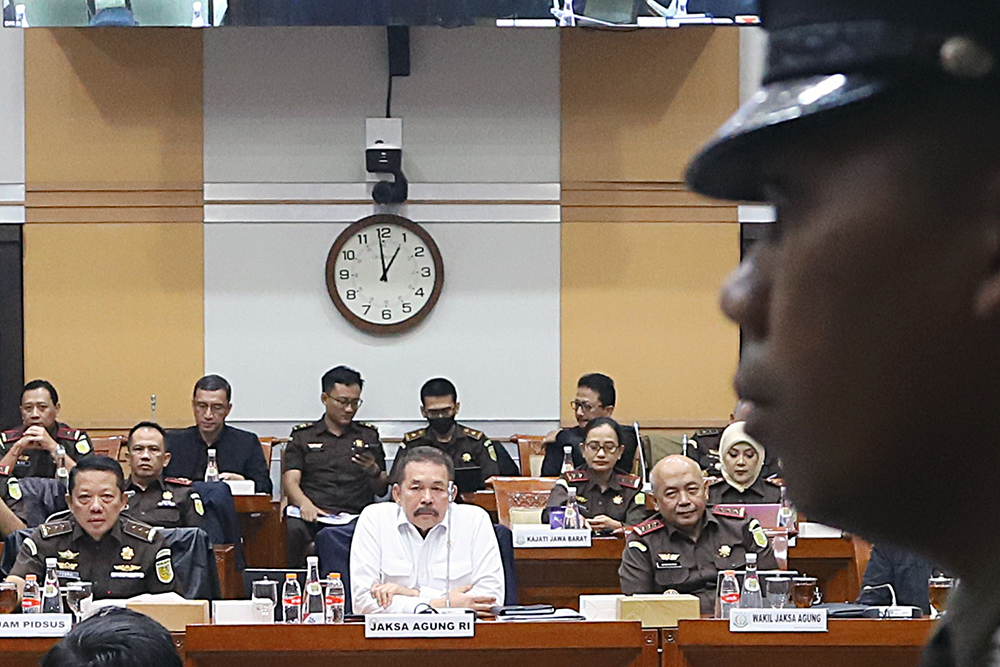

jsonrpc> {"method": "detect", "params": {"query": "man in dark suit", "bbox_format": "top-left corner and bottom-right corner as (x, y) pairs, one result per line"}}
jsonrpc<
(164, 375), (272, 494)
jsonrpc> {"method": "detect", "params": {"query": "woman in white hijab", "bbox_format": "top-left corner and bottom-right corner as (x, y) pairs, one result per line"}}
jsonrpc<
(707, 421), (782, 504)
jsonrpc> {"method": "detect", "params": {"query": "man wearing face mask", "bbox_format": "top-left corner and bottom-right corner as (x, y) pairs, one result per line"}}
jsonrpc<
(393, 379), (513, 490)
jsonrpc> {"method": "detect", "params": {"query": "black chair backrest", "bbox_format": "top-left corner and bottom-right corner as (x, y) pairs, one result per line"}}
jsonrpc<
(158, 526), (221, 600)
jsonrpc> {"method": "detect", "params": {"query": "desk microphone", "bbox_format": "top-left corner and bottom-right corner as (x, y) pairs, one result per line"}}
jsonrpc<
(150, 394), (157, 421)
(861, 583), (922, 618)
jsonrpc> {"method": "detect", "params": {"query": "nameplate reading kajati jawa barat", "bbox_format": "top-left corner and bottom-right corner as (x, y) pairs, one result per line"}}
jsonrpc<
(511, 526), (593, 548)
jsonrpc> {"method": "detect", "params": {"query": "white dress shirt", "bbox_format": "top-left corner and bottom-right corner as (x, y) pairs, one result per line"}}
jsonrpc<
(350, 501), (505, 614)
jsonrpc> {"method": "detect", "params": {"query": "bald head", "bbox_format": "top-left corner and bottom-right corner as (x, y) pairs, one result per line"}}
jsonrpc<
(650, 455), (708, 534)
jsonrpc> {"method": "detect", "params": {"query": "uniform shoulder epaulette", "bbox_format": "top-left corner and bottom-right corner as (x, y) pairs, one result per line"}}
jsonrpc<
(39, 519), (72, 539)
(358, 422), (379, 433)
(0, 428), (24, 444)
(632, 516), (665, 536)
(461, 426), (484, 440)
(765, 477), (784, 487)
(164, 477), (192, 486)
(403, 428), (426, 443)
(564, 469), (589, 483)
(55, 425), (80, 441)
(123, 519), (157, 543)
(616, 473), (641, 489)
(712, 506), (746, 519)
(291, 422), (312, 432)
(695, 428), (721, 437)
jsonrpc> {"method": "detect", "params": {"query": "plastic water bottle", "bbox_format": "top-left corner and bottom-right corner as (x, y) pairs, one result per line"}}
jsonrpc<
(55, 446), (69, 488)
(21, 574), (41, 613)
(204, 449), (220, 482)
(739, 553), (764, 608)
(324, 573), (345, 624)
(778, 486), (798, 532)
(719, 570), (740, 618)
(563, 486), (583, 529)
(191, 1), (206, 27)
(560, 445), (574, 474)
(282, 573), (301, 623)
(42, 558), (61, 613)
(301, 556), (325, 624)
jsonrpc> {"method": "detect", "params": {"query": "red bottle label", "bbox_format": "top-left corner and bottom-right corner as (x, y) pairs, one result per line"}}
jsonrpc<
(284, 595), (301, 606)
(720, 592), (740, 604)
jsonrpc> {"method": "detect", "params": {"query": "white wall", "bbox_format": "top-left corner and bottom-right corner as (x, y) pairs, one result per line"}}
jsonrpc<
(0, 27), (24, 222)
(203, 27), (563, 431)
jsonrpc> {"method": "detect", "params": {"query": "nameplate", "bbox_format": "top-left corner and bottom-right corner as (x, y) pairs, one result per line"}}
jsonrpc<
(0, 614), (73, 637)
(512, 525), (592, 548)
(365, 613), (475, 638)
(729, 607), (828, 632)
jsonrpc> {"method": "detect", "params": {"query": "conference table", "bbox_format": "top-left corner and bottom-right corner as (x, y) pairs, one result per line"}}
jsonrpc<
(514, 536), (864, 610)
(0, 619), (934, 667)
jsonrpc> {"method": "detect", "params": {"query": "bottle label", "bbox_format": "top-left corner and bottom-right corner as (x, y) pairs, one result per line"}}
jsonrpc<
(284, 595), (301, 606)
(326, 594), (344, 605)
(720, 592), (740, 603)
(307, 582), (321, 596)
(745, 578), (760, 592)
(44, 584), (57, 597)
(22, 597), (40, 610)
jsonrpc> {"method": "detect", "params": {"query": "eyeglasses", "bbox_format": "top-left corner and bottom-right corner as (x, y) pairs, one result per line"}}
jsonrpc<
(570, 400), (602, 412)
(424, 407), (456, 419)
(194, 402), (228, 415)
(583, 442), (621, 455)
(330, 397), (363, 409)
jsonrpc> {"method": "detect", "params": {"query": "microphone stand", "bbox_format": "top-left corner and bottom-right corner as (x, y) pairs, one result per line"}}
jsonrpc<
(445, 480), (454, 609)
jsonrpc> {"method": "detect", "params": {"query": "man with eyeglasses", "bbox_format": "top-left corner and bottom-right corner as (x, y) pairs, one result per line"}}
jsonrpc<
(164, 375), (272, 494)
(391, 378), (518, 490)
(283, 365), (387, 567)
(540, 373), (639, 477)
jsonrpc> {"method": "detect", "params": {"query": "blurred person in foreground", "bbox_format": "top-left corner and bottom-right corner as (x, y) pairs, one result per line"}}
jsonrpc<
(41, 607), (182, 667)
(684, 0), (1000, 662)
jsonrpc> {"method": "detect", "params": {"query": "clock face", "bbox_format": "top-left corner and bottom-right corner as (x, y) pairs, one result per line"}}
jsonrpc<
(326, 214), (444, 334)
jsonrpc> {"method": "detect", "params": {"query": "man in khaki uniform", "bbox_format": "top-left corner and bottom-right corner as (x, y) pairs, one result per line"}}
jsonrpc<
(4, 456), (177, 601)
(123, 422), (204, 529)
(0, 380), (92, 479)
(619, 456), (776, 614)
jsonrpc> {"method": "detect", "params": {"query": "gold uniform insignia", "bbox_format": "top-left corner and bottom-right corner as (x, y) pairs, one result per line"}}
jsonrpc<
(193, 495), (205, 516)
(634, 492), (645, 505)
(114, 564), (142, 572)
(58, 550), (79, 560)
(627, 541), (648, 552)
(354, 439), (364, 448)
(162, 491), (173, 501)
(719, 545), (732, 558)
(7, 478), (21, 501)
(485, 441), (498, 462)
(75, 437), (91, 455)
(658, 553), (680, 562)
(155, 549), (174, 584)
(612, 495), (623, 505)
(461, 453), (472, 462)
(121, 546), (135, 561)
(57, 561), (78, 571)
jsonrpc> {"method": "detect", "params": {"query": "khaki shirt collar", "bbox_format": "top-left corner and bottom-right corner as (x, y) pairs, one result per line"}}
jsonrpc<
(70, 515), (124, 545)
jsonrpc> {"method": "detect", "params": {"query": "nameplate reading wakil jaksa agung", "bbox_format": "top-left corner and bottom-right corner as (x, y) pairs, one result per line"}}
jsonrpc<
(365, 613), (476, 638)
(729, 607), (828, 632)
(511, 525), (593, 548)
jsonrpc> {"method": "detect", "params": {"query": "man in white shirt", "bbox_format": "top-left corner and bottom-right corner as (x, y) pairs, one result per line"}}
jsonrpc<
(350, 446), (504, 616)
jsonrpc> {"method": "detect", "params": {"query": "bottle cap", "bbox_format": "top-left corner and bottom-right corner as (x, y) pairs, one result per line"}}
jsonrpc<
(25, 574), (37, 581)
(45, 557), (57, 567)
(306, 556), (318, 565)
(746, 553), (757, 564)
(330, 572), (342, 579)
(285, 573), (296, 579)
(563, 445), (572, 453)
(723, 570), (736, 576)
(208, 449), (216, 456)
(567, 486), (577, 495)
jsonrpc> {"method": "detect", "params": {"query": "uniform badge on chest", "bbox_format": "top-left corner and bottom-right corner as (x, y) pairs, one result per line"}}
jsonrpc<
(719, 545), (732, 558)
(612, 495), (623, 505)
(656, 553), (682, 569)
(307, 442), (323, 450)
(461, 453), (472, 462)
(121, 546), (135, 561)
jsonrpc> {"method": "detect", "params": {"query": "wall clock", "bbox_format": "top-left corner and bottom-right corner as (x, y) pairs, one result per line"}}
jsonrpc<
(326, 214), (445, 334)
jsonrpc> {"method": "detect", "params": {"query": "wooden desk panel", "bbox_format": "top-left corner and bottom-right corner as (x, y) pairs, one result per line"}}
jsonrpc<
(1, 633), (185, 667)
(787, 537), (860, 603)
(233, 495), (284, 569)
(184, 621), (656, 667)
(669, 619), (934, 667)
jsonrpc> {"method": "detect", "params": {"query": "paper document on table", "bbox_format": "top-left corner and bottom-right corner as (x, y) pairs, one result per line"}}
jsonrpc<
(285, 506), (358, 525)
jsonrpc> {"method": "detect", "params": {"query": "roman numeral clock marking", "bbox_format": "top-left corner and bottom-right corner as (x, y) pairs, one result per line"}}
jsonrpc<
(326, 214), (445, 334)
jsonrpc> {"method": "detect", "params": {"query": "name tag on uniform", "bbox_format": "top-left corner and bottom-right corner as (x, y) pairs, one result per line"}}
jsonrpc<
(110, 572), (145, 579)
(365, 613), (475, 638)
(307, 442), (323, 450)
(56, 570), (80, 580)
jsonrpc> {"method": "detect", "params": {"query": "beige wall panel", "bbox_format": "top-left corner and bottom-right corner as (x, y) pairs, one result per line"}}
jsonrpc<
(561, 28), (739, 183)
(23, 223), (204, 429)
(561, 221), (739, 424)
(24, 28), (203, 189)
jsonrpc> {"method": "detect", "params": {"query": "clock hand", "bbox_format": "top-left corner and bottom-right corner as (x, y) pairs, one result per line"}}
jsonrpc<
(378, 235), (389, 282)
(382, 246), (402, 280)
